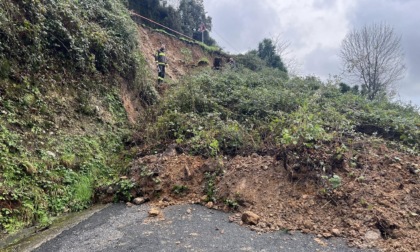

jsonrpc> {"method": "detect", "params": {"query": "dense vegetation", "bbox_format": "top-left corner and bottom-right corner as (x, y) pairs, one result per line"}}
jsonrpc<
(141, 67), (419, 158)
(0, 0), (154, 234)
(236, 38), (288, 73)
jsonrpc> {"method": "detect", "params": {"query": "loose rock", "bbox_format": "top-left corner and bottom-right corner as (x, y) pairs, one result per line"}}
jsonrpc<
(205, 202), (214, 209)
(133, 197), (146, 205)
(148, 208), (161, 217)
(364, 230), (381, 241)
(242, 211), (260, 225)
(332, 228), (341, 236)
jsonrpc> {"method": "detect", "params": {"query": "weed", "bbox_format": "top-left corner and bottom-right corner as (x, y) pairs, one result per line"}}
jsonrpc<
(204, 172), (217, 202)
(360, 198), (369, 208)
(115, 179), (135, 202)
(320, 174), (342, 195)
(172, 185), (189, 195)
(224, 199), (239, 210)
(140, 166), (154, 177)
(71, 175), (93, 211)
(180, 48), (193, 64)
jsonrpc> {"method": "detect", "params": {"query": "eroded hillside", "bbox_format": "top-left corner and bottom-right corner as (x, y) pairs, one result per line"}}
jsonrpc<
(137, 25), (225, 83)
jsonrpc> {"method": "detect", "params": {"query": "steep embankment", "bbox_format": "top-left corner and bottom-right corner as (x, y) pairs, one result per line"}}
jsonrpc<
(136, 24), (225, 83)
(0, 0), (225, 245)
(0, 0), (153, 240)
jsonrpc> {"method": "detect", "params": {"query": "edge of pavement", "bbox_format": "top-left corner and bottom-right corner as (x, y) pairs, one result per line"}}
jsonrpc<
(0, 204), (111, 252)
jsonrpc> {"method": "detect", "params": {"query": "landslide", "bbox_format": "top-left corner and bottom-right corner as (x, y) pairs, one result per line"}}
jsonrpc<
(1, 1), (419, 252)
(128, 139), (419, 251)
(115, 50), (420, 251)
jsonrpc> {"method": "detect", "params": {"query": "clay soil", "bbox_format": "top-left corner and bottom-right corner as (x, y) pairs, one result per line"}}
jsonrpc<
(126, 136), (419, 252)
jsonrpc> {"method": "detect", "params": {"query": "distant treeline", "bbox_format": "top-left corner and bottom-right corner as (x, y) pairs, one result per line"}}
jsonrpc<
(129, 0), (216, 46)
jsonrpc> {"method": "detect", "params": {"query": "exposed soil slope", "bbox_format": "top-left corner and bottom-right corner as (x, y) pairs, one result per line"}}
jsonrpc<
(137, 25), (223, 83)
(125, 136), (419, 252)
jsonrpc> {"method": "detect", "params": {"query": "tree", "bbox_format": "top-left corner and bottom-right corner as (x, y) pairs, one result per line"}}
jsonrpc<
(340, 23), (405, 100)
(159, 4), (182, 32)
(257, 38), (287, 73)
(178, 0), (212, 42)
(129, 0), (182, 32)
(235, 51), (265, 71)
(129, 0), (160, 24)
(129, 0), (215, 45)
(271, 34), (300, 76)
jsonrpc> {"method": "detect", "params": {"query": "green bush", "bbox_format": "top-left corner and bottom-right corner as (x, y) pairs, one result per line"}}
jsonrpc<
(0, 0), (155, 100)
(0, 0), (142, 234)
(0, 0), (137, 77)
(144, 68), (419, 156)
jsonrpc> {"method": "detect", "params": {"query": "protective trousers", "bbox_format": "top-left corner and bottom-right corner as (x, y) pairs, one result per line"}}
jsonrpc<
(158, 65), (165, 84)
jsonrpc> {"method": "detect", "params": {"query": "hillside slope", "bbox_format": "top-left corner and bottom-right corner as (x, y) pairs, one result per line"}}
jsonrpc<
(1, 2), (419, 252)
(0, 0), (152, 240)
(0, 1), (225, 246)
(120, 29), (420, 251)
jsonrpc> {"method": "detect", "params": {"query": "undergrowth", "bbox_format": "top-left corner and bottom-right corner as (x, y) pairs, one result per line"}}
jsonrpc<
(0, 0), (152, 235)
(141, 68), (419, 157)
(0, 80), (132, 233)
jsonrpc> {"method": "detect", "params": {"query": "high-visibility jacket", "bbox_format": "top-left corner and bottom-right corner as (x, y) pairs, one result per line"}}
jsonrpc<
(155, 50), (167, 66)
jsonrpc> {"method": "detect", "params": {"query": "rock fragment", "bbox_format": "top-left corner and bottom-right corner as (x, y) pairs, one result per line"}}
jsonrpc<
(241, 211), (260, 225)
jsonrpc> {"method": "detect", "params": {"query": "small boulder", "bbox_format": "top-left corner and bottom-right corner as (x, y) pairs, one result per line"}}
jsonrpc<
(322, 232), (333, 238)
(133, 197), (146, 205)
(241, 211), (260, 225)
(148, 208), (161, 217)
(205, 201), (214, 209)
(364, 230), (381, 241)
(332, 228), (341, 236)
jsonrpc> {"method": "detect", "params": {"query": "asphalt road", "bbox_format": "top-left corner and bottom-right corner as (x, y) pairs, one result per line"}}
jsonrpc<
(31, 204), (369, 252)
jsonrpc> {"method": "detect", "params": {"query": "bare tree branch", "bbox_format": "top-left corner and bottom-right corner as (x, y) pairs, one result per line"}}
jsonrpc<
(340, 23), (405, 100)
(271, 33), (301, 76)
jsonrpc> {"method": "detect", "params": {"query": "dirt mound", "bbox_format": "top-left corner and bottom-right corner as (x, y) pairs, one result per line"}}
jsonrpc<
(123, 137), (419, 252)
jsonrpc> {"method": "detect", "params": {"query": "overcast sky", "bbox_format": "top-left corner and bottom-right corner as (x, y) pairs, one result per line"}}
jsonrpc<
(202, 0), (420, 106)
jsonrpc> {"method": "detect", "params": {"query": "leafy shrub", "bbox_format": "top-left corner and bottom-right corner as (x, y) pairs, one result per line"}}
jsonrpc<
(235, 52), (265, 71)
(144, 67), (419, 157)
(1, 0), (137, 76)
(0, 0), (154, 100)
(172, 184), (189, 195)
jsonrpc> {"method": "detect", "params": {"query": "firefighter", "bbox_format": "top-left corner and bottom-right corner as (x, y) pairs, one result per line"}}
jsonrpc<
(227, 57), (236, 69)
(155, 45), (168, 84)
(213, 57), (222, 70)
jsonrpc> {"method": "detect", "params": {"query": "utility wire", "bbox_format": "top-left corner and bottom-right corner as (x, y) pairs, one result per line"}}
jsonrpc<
(210, 28), (240, 54)
(131, 11), (240, 55)
(130, 11), (195, 41)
